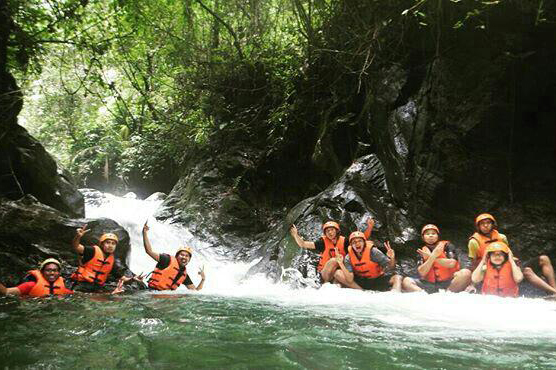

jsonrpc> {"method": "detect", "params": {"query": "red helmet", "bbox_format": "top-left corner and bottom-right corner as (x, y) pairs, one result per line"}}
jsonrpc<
(349, 231), (366, 243)
(322, 221), (340, 232)
(475, 213), (496, 227)
(421, 224), (440, 236)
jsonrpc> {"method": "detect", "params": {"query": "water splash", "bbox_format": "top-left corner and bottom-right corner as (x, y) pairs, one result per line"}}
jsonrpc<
(84, 191), (556, 338)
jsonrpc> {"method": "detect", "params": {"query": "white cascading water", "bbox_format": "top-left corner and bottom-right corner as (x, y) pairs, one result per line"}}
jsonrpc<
(86, 192), (556, 339)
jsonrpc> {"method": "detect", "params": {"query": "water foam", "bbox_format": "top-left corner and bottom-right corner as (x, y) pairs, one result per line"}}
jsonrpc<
(85, 191), (556, 338)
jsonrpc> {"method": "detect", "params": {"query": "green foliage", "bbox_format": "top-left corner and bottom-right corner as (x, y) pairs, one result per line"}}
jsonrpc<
(15, 0), (556, 193)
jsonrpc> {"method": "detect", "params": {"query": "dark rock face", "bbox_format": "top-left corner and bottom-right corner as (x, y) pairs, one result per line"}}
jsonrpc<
(0, 195), (132, 286)
(247, 155), (417, 283)
(156, 2), (556, 294)
(0, 125), (85, 217)
(156, 146), (268, 254)
(0, 69), (84, 218)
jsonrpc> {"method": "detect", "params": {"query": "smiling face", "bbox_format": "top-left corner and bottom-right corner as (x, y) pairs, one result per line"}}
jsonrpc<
(422, 229), (439, 245)
(324, 227), (338, 240)
(478, 219), (494, 235)
(41, 263), (61, 283)
(101, 239), (117, 255)
(489, 251), (506, 266)
(176, 251), (191, 267)
(350, 237), (366, 253)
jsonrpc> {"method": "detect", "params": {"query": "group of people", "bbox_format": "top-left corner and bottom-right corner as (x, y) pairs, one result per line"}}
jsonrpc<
(2, 212), (555, 299)
(0, 222), (205, 298)
(290, 213), (556, 298)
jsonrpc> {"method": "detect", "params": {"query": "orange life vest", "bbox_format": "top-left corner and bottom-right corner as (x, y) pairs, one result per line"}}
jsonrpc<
(422, 241), (460, 283)
(148, 256), (188, 290)
(470, 230), (506, 260)
(26, 270), (72, 297)
(317, 236), (347, 271)
(481, 260), (519, 297)
(348, 242), (384, 279)
(71, 245), (114, 286)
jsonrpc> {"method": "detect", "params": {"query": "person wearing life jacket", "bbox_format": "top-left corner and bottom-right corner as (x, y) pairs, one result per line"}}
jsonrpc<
(0, 258), (73, 297)
(141, 221), (205, 291)
(467, 213), (556, 295)
(402, 224), (471, 293)
(471, 242), (523, 297)
(333, 231), (402, 291)
(70, 224), (127, 292)
(289, 218), (375, 283)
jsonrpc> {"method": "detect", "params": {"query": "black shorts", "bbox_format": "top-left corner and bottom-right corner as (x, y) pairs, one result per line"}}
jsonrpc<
(354, 274), (392, 292)
(415, 278), (452, 294)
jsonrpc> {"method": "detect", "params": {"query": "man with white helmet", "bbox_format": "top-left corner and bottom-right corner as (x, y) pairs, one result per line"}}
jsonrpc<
(142, 221), (205, 291)
(0, 258), (73, 297)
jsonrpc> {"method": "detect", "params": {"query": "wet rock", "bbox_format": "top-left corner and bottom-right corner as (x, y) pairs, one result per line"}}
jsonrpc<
(0, 195), (133, 287)
(156, 145), (266, 252)
(247, 154), (417, 283)
(0, 125), (84, 218)
(145, 192), (167, 202)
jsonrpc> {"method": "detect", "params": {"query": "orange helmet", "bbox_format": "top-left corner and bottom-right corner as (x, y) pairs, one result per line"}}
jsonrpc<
(349, 231), (366, 243)
(421, 224), (440, 236)
(475, 213), (496, 227)
(486, 242), (510, 254)
(175, 246), (193, 257)
(99, 233), (119, 244)
(322, 221), (340, 232)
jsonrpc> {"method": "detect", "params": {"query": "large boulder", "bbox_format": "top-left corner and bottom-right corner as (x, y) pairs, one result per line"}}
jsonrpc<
(0, 69), (84, 218)
(246, 154), (417, 284)
(0, 195), (132, 286)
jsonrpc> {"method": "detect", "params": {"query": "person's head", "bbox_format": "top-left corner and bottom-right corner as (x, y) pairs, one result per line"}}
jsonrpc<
(486, 242), (509, 267)
(175, 246), (193, 267)
(349, 231), (367, 253)
(39, 258), (61, 283)
(475, 213), (496, 235)
(421, 224), (440, 245)
(99, 233), (119, 254)
(322, 221), (340, 240)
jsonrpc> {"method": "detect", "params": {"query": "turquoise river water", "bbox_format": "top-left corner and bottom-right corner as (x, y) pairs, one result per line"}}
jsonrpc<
(1, 193), (555, 369)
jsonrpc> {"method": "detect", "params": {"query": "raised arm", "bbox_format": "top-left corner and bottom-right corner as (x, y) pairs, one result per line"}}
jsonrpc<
(186, 266), (206, 291)
(508, 249), (524, 284)
(72, 224), (89, 255)
(384, 241), (396, 270)
(289, 224), (316, 249)
(142, 221), (160, 262)
(363, 218), (375, 240)
(471, 252), (488, 284)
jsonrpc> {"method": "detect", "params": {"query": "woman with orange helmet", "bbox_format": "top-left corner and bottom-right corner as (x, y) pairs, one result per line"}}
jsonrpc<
(0, 258), (73, 297)
(471, 242), (523, 297)
(289, 218), (375, 284)
(467, 213), (556, 295)
(332, 231), (402, 291)
(141, 221), (205, 291)
(402, 224), (471, 293)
